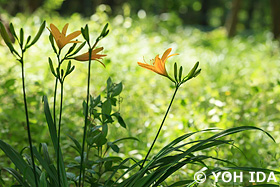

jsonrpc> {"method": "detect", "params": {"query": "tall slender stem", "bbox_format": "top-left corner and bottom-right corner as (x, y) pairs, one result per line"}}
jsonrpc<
(53, 78), (58, 130)
(53, 52), (62, 130)
(78, 49), (92, 187)
(53, 52), (62, 186)
(21, 61), (38, 187)
(140, 85), (179, 169)
(57, 82), (63, 187)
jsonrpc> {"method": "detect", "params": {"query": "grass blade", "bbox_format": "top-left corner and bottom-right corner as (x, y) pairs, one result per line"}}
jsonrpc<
(0, 140), (36, 186)
(3, 168), (30, 187)
(43, 96), (68, 186)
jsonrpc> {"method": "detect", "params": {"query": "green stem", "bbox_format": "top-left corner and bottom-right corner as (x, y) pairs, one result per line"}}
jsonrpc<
(54, 52), (62, 186)
(53, 78), (58, 130)
(53, 52), (62, 130)
(78, 48), (92, 187)
(21, 61), (38, 187)
(53, 62), (62, 130)
(140, 85), (179, 169)
(57, 82), (63, 187)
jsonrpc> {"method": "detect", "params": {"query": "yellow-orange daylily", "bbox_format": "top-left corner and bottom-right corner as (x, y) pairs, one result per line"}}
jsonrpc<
(73, 47), (106, 67)
(137, 48), (178, 78)
(48, 23), (81, 50)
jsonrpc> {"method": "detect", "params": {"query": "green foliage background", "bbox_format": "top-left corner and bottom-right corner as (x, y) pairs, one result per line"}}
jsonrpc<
(0, 6), (280, 185)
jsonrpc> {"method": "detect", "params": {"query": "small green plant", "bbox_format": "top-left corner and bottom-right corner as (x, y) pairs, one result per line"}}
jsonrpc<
(0, 20), (278, 187)
(0, 20), (46, 187)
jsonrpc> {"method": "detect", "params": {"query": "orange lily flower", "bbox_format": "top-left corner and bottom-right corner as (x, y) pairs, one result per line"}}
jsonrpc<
(137, 48), (178, 78)
(48, 23), (81, 49)
(74, 47), (106, 67)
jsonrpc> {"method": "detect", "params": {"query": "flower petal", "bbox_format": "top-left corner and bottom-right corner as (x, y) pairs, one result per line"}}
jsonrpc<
(161, 48), (172, 62)
(50, 24), (61, 38)
(95, 59), (106, 67)
(74, 50), (106, 61)
(93, 54), (107, 59)
(154, 57), (167, 76)
(65, 31), (81, 42)
(137, 62), (159, 74)
(167, 53), (179, 59)
(62, 23), (69, 36)
(74, 52), (90, 60)
(92, 47), (104, 54)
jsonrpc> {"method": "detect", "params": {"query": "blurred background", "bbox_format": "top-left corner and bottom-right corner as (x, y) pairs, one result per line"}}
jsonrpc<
(1, 0), (280, 38)
(1, 0), (280, 185)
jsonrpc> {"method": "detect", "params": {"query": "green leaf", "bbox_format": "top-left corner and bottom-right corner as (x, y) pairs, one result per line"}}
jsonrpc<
(95, 133), (107, 146)
(65, 61), (71, 74)
(178, 66), (183, 82)
(0, 22), (16, 53)
(109, 97), (117, 106)
(67, 134), (82, 155)
(40, 143), (52, 165)
(66, 172), (77, 182)
(25, 35), (31, 47)
(107, 77), (113, 96)
(61, 69), (64, 78)
(155, 126), (276, 184)
(96, 156), (122, 163)
(0, 140), (36, 186)
(56, 67), (60, 79)
(33, 146), (58, 185)
(68, 41), (86, 57)
(3, 168), (30, 187)
(124, 126), (275, 186)
(112, 112), (126, 128)
(48, 58), (56, 77)
(49, 34), (57, 54)
(101, 23), (109, 36)
(42, 96), (68, 186)
(103, 123), (108, 137)
(68, 66), (75, 74)
(20, 28), (24, 46)
(39, 172), (48, 187)
(184, 61), (199, 81)
(81, 25), (89, 42)
(87, 130), (105, 146)
(66, 43), (77, 55)
(108, 158), (142, 186)
(9, 23), (18, 41)
(152, 155), (234, 186)
(90, 95), (101, 108)
(108, 142), (120, 153)
(112, 137), (139, 144)
(106, 158), (134, 186)
(193, 68), (201, 77)
(27, 21), (46, 48)
(105, 161), (113, 171)
(82, 100), (87, 116)
(98, 23), (109, 40)
(102, 100), (112, 121)
(111, 82), (123, 97)
(174, 62), (178, 82)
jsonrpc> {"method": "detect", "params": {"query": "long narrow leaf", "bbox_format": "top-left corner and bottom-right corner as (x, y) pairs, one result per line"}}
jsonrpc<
(0, 140), (36, 186)
(43, 96), (68, 186)
(32, 147), (59, 186)
(67, 134), (82, 155)
(3, 168), (30, 187)
(39, 172), (48, 187)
